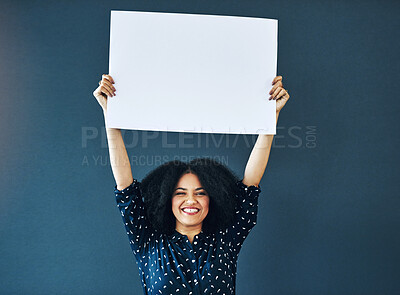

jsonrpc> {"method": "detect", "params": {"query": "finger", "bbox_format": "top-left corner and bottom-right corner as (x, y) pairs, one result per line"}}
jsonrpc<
(269, 80), (282, 95)
(269, 86), (282, 100)
(100, 85), (113, 98)
(272, 76), (282, 85)
(102, 74), (115, 84)
(101, 79), (116, 92)
(274, 88), (286, 100)
(101, 77), (115, 89)
(101, 82), (115, 96)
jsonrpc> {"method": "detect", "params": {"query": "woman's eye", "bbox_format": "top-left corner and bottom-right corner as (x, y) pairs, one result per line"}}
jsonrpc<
(175, 192), (207, 196)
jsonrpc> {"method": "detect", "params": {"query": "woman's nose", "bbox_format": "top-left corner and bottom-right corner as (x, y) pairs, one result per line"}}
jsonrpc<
(185, 194), (196, 204)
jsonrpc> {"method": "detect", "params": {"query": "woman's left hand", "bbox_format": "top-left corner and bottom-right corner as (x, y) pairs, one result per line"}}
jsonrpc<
(269, 75), (290, 113)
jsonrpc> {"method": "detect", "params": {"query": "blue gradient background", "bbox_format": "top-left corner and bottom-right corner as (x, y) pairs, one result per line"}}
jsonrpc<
(0, 0), (399, 294)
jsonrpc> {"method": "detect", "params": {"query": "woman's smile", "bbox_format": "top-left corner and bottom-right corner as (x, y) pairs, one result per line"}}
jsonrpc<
(181, 206), (201, 215)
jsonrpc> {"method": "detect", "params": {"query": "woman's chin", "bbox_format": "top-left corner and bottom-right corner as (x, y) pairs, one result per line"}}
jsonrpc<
(178, 216), (203, 227)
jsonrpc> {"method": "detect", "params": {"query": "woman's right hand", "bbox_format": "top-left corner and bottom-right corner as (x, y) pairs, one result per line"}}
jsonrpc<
(92, 74), (116, 113)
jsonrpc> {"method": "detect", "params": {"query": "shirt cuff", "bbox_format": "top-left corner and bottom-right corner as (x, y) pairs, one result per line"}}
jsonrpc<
(114, 178), (140, 195)
(235, 179), (262, 200)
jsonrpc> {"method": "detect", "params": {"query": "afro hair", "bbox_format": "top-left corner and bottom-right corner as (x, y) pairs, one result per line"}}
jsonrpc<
(140, 157), (241, 235)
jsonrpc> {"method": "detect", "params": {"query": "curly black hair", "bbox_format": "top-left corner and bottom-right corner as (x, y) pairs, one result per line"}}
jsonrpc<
(140, 157), (241, 235)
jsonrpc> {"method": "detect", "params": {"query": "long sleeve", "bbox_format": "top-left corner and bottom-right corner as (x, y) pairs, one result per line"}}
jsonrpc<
(221, 180), (261, 260)
(114, 178), (154, 256)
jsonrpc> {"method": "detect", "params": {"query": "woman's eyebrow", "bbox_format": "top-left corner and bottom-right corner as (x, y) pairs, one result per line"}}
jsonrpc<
(174, 187), (205, 191)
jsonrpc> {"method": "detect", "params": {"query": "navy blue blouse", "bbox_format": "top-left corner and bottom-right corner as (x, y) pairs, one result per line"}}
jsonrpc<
(114, 178), (261, 295)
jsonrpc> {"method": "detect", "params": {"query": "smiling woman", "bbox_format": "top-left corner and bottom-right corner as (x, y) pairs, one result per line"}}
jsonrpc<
(93, 73), (290, 295)
(114, 160), (261, 295)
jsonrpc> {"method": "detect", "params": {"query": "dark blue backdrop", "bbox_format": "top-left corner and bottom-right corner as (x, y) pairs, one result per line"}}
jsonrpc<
(0, 0), (399, 294)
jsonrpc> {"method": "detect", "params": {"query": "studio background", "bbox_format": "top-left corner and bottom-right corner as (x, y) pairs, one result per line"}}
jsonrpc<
(0, 0), (399, 294)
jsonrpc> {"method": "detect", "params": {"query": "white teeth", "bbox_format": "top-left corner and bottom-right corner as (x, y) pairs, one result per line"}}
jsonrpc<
(182, 208), (200, 213)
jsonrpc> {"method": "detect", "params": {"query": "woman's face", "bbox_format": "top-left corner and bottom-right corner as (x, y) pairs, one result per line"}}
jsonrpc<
(171, 172), (210, 231)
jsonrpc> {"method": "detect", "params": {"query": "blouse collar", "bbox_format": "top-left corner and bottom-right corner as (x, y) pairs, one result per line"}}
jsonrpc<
(168, 229), (211, 243)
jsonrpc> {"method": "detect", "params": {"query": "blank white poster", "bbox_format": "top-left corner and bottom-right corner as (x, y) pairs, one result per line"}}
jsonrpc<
(106, 10), (278, 134)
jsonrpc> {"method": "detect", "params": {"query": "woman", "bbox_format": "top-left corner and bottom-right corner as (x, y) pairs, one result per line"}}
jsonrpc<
(93, 74), (290, 295)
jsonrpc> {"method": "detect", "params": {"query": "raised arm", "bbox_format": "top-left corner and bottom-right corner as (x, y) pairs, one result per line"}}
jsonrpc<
(242, 113), (279, 187)
(93, 74), (133, 190)
(242, 75), (290, 187)
(105, 127), (133, 190)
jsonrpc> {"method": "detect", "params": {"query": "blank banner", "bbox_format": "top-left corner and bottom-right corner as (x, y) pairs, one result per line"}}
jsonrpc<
(107, 10), (278, 134)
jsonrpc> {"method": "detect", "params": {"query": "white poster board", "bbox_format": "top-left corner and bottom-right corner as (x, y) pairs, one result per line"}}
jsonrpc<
(107, 10), (278, 134)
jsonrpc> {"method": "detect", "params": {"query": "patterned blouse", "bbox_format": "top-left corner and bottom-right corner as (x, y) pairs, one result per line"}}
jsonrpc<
(114, 178), (261, 295)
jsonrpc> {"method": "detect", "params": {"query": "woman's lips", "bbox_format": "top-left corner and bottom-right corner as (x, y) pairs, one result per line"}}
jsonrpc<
(181, 207), (200, 215)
